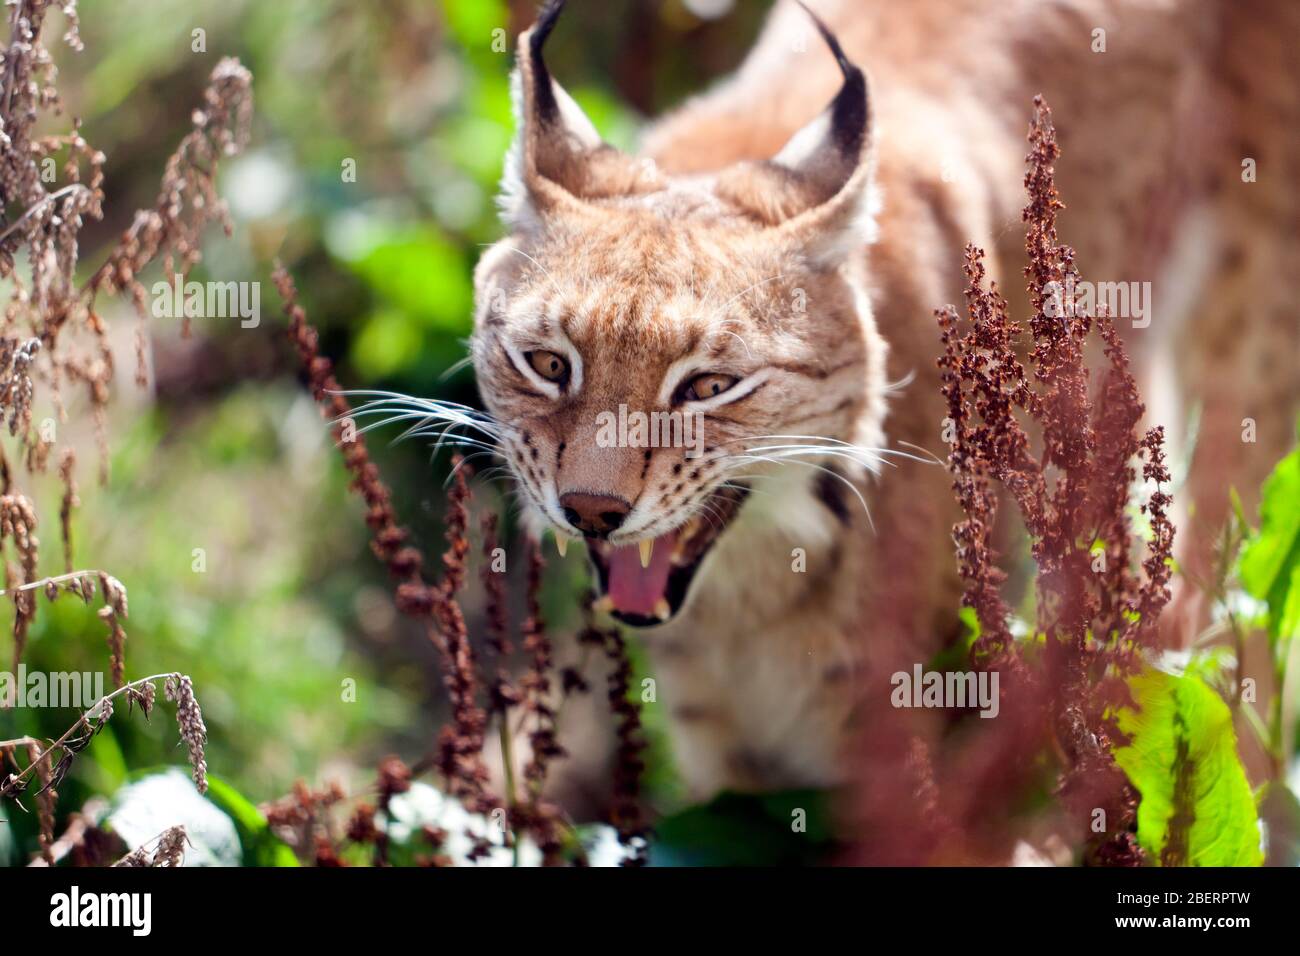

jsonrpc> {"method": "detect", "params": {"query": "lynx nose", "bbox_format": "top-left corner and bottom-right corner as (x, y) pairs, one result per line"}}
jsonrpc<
(560, 492), (631, 539)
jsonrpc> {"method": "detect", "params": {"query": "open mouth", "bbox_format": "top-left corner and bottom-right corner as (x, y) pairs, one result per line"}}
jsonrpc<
(584, 484), (749, 628)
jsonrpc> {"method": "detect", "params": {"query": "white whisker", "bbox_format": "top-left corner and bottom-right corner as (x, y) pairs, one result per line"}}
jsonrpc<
(884, 369), (917, 393)
(723, 433), (941, 468)
(739, 444), (889, 474)
(725, 452), (874, 532)
(719, 330), (754, 360)
(895, 440), (946, 466)
(494, 244), (558, 290)
(439, 353), (475, 381)
(444, 450), (498, 486)
(707, 273), (785, 323)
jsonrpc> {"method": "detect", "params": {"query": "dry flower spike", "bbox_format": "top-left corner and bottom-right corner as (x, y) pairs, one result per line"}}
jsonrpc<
(920, 95), (1174, 863)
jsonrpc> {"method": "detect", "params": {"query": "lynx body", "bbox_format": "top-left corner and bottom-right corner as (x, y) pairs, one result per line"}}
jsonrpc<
(471, 0), (1299, 798)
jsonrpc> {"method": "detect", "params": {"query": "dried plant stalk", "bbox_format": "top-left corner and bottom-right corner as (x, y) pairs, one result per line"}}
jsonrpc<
(276, 263), (646, 865)
(113, 825), (189, 867)
(0, 4), (251, 749)
(600, 625), (649, 865)
(930, 95), (1173, 863)
(852, 97), (1174, 866)
(1, 672), (209, 813)
(274, 267), (503, 839)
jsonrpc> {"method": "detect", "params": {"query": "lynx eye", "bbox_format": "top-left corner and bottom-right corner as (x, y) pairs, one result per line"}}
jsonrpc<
(682, 372), (738, 402)
(526, 350), (569, 384)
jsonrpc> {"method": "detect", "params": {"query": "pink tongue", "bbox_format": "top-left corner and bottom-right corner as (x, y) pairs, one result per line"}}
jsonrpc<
(606, 531), (677, 617)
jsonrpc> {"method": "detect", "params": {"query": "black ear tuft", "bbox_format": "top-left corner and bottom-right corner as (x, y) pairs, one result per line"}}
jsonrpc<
(796, 1), (868, 159)
(529, 0), (567, 125)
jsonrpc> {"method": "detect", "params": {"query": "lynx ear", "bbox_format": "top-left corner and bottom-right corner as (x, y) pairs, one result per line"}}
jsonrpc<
(500, 0), (660, 232)
(714, 7), (876, 266)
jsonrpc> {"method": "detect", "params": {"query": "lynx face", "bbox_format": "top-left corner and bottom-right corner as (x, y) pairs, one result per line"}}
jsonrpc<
(471, 3), (886, 627)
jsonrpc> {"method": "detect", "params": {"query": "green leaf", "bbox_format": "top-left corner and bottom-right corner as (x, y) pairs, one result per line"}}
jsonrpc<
(205, 774), (299, 868)
(1113, 670), (1262, 866)
(1239, 444), (1300, 648)
(1178, 646), (1237, 700)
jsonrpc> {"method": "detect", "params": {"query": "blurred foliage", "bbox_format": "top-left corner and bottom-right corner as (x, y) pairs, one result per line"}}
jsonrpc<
(1240, 434), (1300, 651)
(2, 0), (772, 864)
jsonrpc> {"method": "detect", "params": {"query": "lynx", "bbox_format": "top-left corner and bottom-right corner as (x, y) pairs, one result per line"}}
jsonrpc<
(466, 0), (1298, 799)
